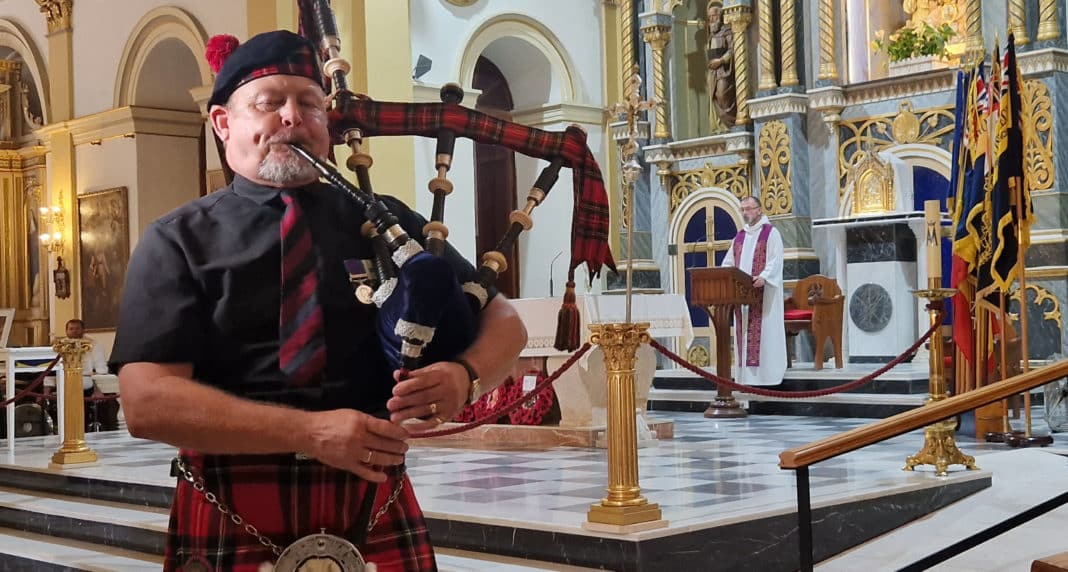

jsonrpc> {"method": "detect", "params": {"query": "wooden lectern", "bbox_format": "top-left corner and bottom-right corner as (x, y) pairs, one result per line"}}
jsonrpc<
(689, 267), (761, 418)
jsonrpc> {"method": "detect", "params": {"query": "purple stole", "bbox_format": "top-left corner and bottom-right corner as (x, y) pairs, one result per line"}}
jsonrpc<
(733, 223), (773, 367)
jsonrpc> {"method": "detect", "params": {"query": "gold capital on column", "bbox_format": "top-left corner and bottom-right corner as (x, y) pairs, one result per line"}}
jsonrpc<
(1008, 0), (1030, 45)
(757, 0), (777, 91)
(35, 0), (73, 34)
(965, 0), (985, 57)
(817, 0), (838, 81)
(1037, 0), (1061, 41)
(779, 0), (799, 86)
(725, 7), (753, 125)
(51, 337), (98, 466)
(641, 25), (672, 139)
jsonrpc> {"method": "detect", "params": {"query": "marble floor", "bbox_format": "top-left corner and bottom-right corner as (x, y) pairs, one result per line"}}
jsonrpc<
(0, 410), (1063, 571)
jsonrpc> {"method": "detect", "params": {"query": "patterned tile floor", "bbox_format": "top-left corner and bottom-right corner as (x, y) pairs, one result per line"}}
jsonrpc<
(0, 410), (1061, 571)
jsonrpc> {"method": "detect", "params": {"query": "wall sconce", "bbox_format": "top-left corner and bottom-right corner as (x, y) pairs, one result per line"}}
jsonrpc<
(38, 193), (64, 256)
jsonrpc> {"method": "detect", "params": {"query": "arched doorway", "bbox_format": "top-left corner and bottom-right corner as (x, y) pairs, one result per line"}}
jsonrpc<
(115, 7), (211, 197)
(473, 55), (519, 298)
(458, 15), (581, 298)
(669, 189), (743, 364)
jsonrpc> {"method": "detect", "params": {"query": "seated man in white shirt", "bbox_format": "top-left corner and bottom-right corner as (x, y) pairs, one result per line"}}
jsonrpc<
(66, 319), (109, 383)
(60, 319), (120, 430)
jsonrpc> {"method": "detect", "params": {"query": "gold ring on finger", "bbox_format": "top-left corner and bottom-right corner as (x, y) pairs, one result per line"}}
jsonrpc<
(363, 450), (373, 464)
(434, 415), (445, 425)
(429, 402), (439, 415)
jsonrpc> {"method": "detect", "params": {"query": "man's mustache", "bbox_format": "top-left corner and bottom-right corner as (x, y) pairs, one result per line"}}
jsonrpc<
(265, 134), (308, 148)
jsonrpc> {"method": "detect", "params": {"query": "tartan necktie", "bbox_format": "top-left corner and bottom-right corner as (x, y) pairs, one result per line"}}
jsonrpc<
(279, 190), (326, 385)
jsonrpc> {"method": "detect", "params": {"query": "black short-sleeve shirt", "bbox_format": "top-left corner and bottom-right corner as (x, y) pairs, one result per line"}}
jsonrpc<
(110, 174), (493, 415)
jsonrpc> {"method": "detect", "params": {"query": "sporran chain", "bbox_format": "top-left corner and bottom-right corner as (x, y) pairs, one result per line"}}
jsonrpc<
(175, 457), (406, 559)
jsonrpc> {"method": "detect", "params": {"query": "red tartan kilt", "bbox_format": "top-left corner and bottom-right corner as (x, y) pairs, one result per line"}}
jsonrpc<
(166, 451), (435, 571)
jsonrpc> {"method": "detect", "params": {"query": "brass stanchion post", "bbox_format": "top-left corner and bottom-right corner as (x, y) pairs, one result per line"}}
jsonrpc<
(584, 323), (667, 532)
(586, 69), (667, 534)
(50, 337), (97, 466)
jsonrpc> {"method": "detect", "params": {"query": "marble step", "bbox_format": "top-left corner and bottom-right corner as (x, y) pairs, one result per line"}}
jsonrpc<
(0, 485), (168, 555)
(648, 387), (927, 405)
(0, 526), (162, 571)
(0, 464), (172, 509)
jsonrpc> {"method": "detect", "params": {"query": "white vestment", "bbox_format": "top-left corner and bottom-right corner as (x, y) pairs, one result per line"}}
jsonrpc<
(720, 216), (786, 386)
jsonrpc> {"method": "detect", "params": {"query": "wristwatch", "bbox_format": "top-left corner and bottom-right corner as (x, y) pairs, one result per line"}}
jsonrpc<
(455, 357), (482, 404)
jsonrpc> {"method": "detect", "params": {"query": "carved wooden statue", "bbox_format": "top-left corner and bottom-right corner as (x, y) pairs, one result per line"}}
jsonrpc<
(705, 0), (736, 131)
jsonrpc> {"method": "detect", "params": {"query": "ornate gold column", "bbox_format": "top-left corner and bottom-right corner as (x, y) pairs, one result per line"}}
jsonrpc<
(585, 323), (666, 530)
(621, 0), (635, 90)
(51, 338), (98, 465)
(1037, 0), (1061, 42)
(757, 0), (777, 91)
(779, 0), (799, 86)
(724, 4), (753, 125)
(1008, 0), (1030, 45)
(965, 0), (985, 57)
(640, 17), (673, 140)
(817, 0), (838, 81)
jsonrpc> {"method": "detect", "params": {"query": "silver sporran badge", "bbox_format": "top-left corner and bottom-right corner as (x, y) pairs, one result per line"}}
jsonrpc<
(262, 531), (375, 572)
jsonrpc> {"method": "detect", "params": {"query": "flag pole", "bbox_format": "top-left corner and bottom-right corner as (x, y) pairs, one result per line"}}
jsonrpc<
(998, 293), (1011, 434)
(1006, 177), (1052, 447)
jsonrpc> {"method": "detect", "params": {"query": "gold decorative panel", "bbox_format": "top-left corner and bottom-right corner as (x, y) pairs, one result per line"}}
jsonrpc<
(1024, 79), (1053, 192)
(1009, 284), (1062, 330)
(669, 162), (750, 214)
(837, 101), (955, 197)
(846, 151), (895, 214)
(757, 120), (792, 216)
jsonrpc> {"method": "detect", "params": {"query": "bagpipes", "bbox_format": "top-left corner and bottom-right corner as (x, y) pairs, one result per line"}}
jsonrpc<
(292, 0), (616, 373)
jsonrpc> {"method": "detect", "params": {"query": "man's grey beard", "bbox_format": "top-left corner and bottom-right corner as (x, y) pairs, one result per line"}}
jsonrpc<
(257, 146), (319, 185)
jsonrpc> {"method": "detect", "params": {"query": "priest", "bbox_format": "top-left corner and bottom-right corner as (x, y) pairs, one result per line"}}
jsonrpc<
(720, 196), (787, 386)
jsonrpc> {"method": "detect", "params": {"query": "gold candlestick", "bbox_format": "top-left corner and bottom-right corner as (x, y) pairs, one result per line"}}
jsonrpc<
(50, 337), (98, 465)
(904, 283), (977, 476)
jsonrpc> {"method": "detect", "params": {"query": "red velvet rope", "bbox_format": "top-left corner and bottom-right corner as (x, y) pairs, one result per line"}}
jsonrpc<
(0, 356), (61, 408)
(411, 343), (591, 438)
(648, 312), (944, 399)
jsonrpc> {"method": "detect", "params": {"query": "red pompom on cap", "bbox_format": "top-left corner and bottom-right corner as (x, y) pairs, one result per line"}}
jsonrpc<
(205, 34), (240, 74)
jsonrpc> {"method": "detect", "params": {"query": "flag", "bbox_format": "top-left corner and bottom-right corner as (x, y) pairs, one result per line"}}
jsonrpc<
(975, 43), (1004, 307)
(952, 64), (988, 275)
(948, 66), (976, 364)
(987, 34), (1034, 293)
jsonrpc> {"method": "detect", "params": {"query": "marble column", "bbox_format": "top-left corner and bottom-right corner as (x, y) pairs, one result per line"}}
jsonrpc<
(751, 104), (818, 283)
(1022, 71), (1068, 358)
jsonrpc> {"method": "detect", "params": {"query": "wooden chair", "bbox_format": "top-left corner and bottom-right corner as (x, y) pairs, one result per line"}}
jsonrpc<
(784, 275), (844, 370)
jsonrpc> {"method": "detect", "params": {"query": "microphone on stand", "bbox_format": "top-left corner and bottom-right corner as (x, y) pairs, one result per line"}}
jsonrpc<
(549, 251), (563, 297)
